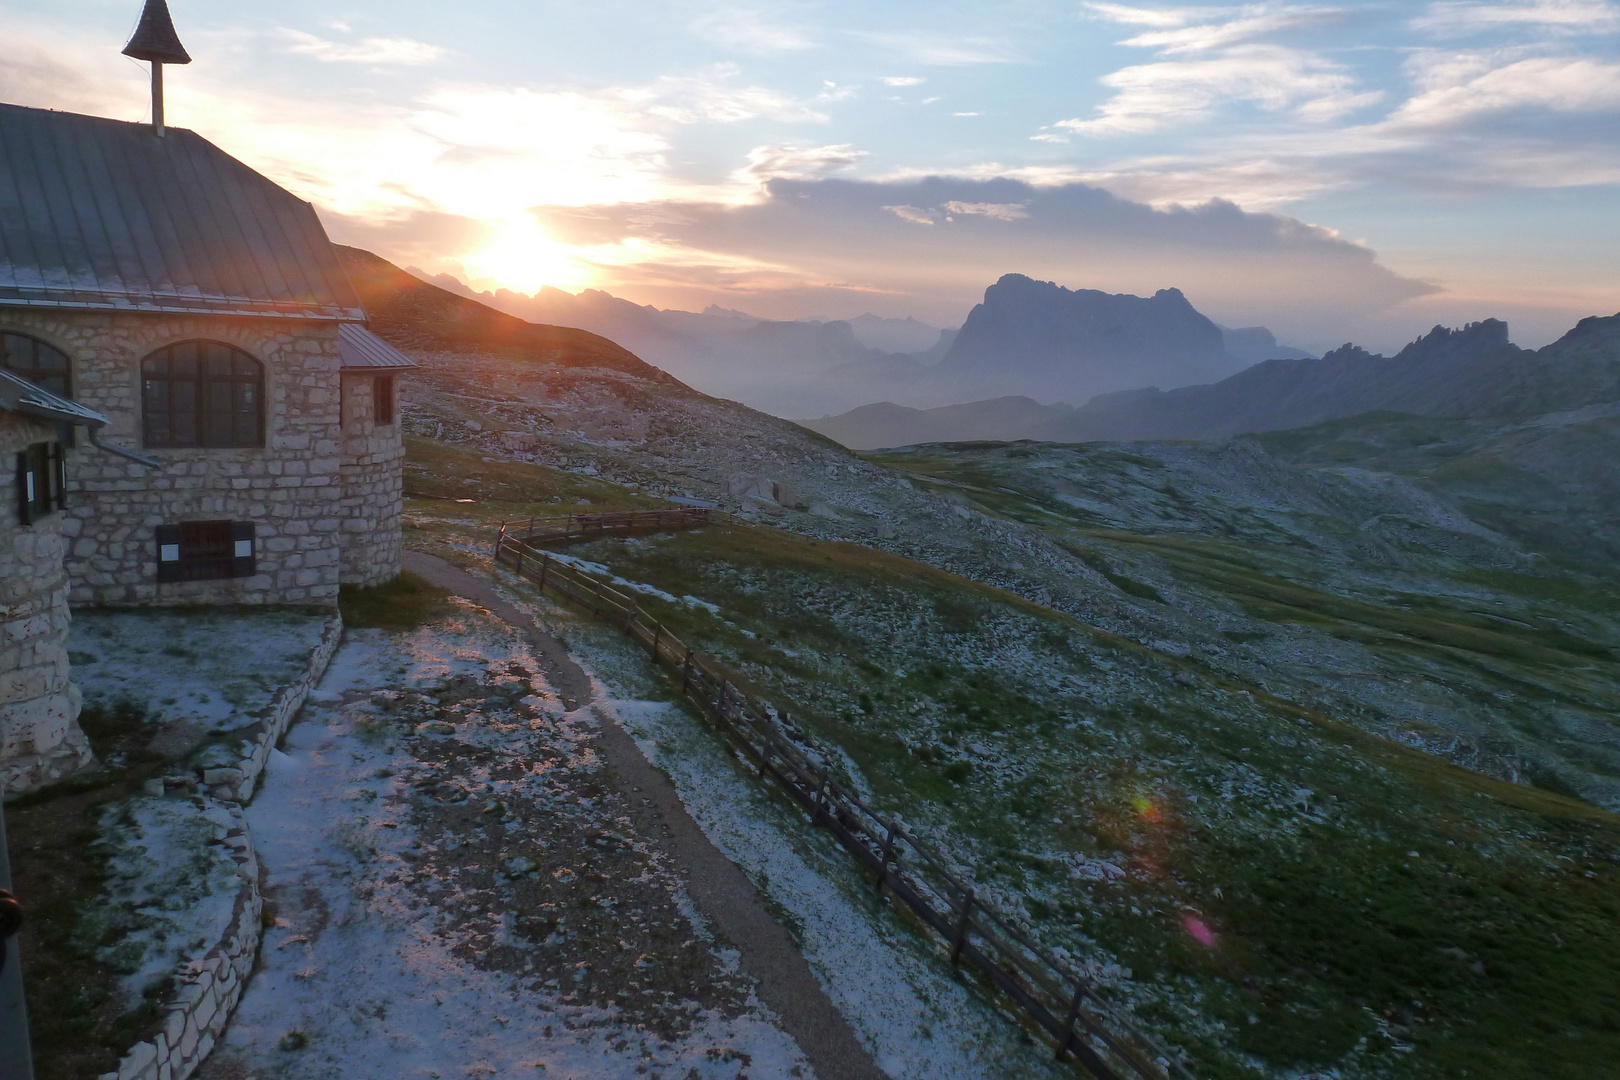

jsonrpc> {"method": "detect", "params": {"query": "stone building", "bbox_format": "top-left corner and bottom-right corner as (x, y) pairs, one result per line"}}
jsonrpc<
(0, 100), (412, 609)
(0, 370), (108, 792)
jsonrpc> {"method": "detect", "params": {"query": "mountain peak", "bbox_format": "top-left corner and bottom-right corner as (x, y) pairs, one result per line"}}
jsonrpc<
(1393, 319), (1520, 364)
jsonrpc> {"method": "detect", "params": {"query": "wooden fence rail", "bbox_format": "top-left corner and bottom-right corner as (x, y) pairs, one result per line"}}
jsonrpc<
(493, 514), (1193, 1080)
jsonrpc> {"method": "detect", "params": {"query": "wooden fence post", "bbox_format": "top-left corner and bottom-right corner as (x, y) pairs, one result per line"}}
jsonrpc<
(876, 818), (897, 893)
(536, 553), (550, 593)
(649, 622), (663, 662)
(951, 890), (975, 964)
(681, 648), (695, 695)
(1057, 982), (1086, 1061)
(496, 522), (507, 562)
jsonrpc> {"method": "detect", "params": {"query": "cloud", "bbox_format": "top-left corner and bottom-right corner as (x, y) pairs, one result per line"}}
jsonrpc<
(853, 31), (1026, 65)
(883, 204), (939, 225)
(690, 7), (816, 53)
(942, 201), (1030, 219)
(1117, 5), (1347, 54)
(281, 29), (444, 65)
(530, 177), (1435, 335)
(1383, 53), (1620, 126)
(1083, 3), (1220, 28)
(953, 110), (984, 117)
(633, 64), (844, 124)
(1413, 0), (1620, 34)
(881, 75), (927, 86)
(736, 143), (869, 183)
(1058, 44), (1367, 134)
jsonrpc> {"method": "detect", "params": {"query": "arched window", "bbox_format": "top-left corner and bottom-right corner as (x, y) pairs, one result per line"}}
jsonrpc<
(142, 341), (264, 448)
(1, 332), (71, 397)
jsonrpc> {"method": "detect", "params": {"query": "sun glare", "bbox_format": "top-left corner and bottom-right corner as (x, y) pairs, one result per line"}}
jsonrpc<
(461, 216), (597, 296)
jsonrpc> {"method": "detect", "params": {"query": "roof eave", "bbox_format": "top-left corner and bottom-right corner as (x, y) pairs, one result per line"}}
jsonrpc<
(0, 294), (365, 321)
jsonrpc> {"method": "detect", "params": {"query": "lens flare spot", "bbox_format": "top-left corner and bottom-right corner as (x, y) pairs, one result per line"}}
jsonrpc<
(1182, 913), (1218, 949)
(1132, 795), (1163, 823)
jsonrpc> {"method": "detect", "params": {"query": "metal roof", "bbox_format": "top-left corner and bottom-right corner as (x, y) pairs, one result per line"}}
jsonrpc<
(0, 103), (364, 320)
(339, 323), (417, 370)
(0, 366), (107, 426)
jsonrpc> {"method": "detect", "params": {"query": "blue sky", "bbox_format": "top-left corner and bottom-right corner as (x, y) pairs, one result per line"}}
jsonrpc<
(4, 1), (1618, 350)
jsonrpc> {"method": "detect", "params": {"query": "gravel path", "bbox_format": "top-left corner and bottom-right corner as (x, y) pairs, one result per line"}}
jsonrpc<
(402, 550), (887, 1080)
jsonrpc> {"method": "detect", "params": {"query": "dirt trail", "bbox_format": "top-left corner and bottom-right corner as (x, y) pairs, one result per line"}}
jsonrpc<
(401, 550), (888, 1080)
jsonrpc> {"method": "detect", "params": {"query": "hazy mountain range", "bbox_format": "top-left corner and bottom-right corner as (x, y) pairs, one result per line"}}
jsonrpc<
(806, 315), (1620, 449)
(410, 269), (1309, 418)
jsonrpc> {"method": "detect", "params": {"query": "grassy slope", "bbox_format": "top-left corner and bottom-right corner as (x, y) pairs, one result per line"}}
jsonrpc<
(407, 438), (1620, 1080)
(868, 441), (1620, 805)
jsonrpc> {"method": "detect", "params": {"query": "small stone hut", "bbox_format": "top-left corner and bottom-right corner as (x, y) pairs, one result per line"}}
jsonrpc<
(0, 371), (108, 792)
(0, 101), (413, 608)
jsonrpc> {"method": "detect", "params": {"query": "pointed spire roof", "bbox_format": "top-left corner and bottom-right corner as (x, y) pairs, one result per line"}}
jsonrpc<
(122, 0), (191, 65)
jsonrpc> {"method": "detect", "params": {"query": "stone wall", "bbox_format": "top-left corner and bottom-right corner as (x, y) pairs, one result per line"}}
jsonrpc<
(0, 311), (347, 607)
(339, 371), (405, 587)
(151, 613), (344, 804)
(101, 613), (341, 1080)
(0, 410), (92, 794)
(97, 801), (262, 1080)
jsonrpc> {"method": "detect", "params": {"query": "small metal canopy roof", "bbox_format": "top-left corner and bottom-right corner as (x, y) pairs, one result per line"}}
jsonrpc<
(0, 103), (364, 321)
(339, 323), (417, 371)
(122, 0), (192, 65)
(0, 367), (107, 427)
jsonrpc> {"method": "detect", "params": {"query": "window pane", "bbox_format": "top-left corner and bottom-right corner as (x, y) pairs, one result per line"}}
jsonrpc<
(172, 342), (197, 378)
(141, 342), (263, 448)
(1, 333), (72, 397)
(143, 379), (168, 445)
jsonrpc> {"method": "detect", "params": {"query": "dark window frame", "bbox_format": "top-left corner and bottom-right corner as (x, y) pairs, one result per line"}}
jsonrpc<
(15, 441), (66, 526)
(1, 332), (71, 398)
(3, 332), (77, 447)
(142, 341), (266, 449)
(155, 520), (257, 583)
(374, 374), (395, 426)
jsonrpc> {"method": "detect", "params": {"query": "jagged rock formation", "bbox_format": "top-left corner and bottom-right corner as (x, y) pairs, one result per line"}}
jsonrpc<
(934, 274), (1251, 404)
(807, 314), (1620, 448)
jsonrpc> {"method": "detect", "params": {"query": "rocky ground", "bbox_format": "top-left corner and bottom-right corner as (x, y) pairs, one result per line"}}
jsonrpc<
(198, 604), (812, 1080)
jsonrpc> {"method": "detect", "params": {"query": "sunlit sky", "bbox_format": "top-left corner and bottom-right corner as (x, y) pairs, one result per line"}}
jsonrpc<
(4, 0), (1619, 350)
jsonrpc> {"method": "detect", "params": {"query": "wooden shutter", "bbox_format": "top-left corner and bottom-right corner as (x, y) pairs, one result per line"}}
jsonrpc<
(14, 442), (58, 526)
(155, 520), (257, 582)
(229, 520), (257, 578)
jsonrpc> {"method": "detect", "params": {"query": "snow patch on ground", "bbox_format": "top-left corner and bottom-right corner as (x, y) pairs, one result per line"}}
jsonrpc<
(597, 693), (1070, 1080)
(68, 609), (328, 731)
(84, 796), (244, 1006)
(204, 617), (811, 1080)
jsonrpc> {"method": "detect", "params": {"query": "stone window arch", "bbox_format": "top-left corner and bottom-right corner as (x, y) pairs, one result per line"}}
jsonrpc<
(141, 341), (265, 448)
(1, 332), (72, 397)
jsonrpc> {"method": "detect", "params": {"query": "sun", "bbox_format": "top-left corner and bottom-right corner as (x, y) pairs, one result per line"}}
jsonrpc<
(461, 215), (597, 295)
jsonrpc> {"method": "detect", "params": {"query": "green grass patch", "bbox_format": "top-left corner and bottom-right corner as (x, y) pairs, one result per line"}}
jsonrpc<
(339, 571), (455, 632)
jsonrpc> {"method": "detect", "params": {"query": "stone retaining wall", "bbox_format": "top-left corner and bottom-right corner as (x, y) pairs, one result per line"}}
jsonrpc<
(98, 803), (262, 1080)
(102, 611), (343, 1080)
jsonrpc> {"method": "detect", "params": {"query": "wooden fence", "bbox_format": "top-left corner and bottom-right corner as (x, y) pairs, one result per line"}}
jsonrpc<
(494, 514), (1192, 1080)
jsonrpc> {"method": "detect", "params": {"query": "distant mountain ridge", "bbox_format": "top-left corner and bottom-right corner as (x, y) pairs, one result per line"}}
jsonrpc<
(406, 269), (1308, 418)
(804, 313), (1620, 449)
(935, 274), (1256, 404)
